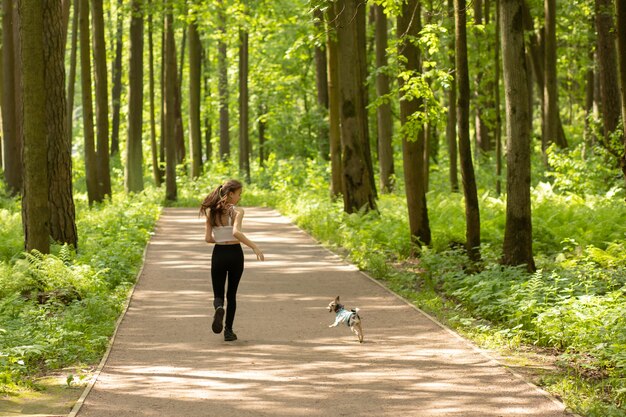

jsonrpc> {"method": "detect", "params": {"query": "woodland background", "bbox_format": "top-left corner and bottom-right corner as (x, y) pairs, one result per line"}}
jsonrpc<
(1, 0), (626, 415)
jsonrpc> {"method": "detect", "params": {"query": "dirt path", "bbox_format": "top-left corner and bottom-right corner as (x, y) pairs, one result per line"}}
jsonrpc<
(75, 207), (571, 417)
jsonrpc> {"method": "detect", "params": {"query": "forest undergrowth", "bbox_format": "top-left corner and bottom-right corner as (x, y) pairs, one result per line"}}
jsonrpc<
(1, 146), (626, 416)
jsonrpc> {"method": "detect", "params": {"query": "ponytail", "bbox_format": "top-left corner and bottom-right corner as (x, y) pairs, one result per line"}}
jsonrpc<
(200, 179), (243, 226)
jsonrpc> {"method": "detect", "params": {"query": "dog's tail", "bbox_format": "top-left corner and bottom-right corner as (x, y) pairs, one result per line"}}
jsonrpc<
(351, 307), (361, 317)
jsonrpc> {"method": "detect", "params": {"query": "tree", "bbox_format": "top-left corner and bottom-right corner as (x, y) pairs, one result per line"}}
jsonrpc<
(217, 0), (229, 159)
(374, 3), (394, 193)
(335, 0), (376, 213)
(455, 0), (481, 261)
(326, 4), (342, 198)
(617, 0), (626, 182)
(397, 0), (431, 246)
(19, 0), (49, 253)
(500, 0), (535, 271)
(473, 0), (492, 153)
(44, 0), (77, 247)
(2, 0), (22, 195)
(66, 0), (79, 148)
(79, 0), (101, 204)
(110, 0), (124, 156)
(238, 26), (250, 182)
(446, 0), (459, 193)
(91, 0), (111, 198)
(595, 0), (622, 144)
(542, 0), (558, 152)
(188, 15), (202, 179)
(314, 7), (329, 160)
(148, 0), (161, 186)
(164, 6), (177, 201)
(125, 0), (144, 193)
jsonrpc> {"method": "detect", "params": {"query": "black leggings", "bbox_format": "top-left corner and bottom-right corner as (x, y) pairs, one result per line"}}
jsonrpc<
(211, 244), (244, 330)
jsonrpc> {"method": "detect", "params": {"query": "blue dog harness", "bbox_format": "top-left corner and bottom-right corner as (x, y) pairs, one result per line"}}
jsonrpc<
(335, 306), (358, 327)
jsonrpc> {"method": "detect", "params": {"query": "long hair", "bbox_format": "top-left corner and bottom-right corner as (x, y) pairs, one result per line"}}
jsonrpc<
(200, 179), (242, 226)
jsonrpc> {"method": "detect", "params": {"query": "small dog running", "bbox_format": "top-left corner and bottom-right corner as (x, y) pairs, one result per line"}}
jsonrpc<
(327, 296), (363, 343)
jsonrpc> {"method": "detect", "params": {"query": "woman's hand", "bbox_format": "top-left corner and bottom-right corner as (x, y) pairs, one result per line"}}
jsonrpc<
(253, 245), (265, 261)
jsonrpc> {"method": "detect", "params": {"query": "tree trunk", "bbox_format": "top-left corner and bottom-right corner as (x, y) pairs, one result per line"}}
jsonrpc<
(80, 0), (100, 204)
(616, 0), (626, 182)
(543, 0), (558, 151)
(148, 0), (161, 186)
(398, 0), (431, 247)
(327, 4), (342, 199)
(238, 28), (250, 181)
(110, 0), (123, 156)
(336, 0), (376, 213)
(374, 4), (394, 193)
(126, 0), (144, 193)
(314, 7), (330, 160)
(522, 0), (568, 148)
(188, 19), (202, 178)
(90, 0), (111, 198)
(595, 0), (622, 143)
(217, 0), (229, 159)
(19, 0), (50, 253)
(495, 0), (503, 196)
(473, 0), (492, 153)
(203, 49), (212, 163)
(500, 0), (535, 272)
(66, 0), (79, 148)
(258, 103), (266, 167)
(455, 0), (481, 261)
(164, 8), (177, 201)
(446, 0), (459, 193)
(2, 0), (22, 195)
(44, 0), (77, 247)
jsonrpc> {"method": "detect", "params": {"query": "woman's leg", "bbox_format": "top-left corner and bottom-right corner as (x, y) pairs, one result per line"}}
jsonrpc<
(211, 245), (229, 308)
(224, 245), (244, 330)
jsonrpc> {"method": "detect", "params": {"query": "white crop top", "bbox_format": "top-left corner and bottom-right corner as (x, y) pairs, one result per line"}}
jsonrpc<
(212, 208), (236, 243)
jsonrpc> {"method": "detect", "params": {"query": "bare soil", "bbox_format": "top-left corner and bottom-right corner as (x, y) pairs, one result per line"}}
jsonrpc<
(73, 207), (573, 417)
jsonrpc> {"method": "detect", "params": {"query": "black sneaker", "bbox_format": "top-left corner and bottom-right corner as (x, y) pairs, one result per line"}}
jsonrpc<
(224, 328), (237, 341)
(212, 306), (225, 334)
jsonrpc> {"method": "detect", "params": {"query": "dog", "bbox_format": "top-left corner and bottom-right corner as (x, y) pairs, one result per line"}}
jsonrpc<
(328, 296), (363, 343)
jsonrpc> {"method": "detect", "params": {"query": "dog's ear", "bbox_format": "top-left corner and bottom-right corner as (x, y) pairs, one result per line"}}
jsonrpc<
(335, 296), (340, 303)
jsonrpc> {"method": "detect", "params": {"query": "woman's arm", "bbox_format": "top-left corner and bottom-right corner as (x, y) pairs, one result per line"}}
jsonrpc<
(205, 215), (216, 243)
(232, 208), (264, 260)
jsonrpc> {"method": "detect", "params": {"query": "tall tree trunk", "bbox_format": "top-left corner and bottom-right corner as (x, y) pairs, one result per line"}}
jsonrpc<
(203, 49), (212, 163)
(473, 0), (492, 153)
(80, 0), (100, 204)
(258, 103), (266, 167)
(616, 0), (626, 182)
(125, 0), (144, 193)
(90, 0), (111, 198)
(327, 4), (342, 199)
(148, 0), (161, 186)
(543, 0), (558, 151)
(455, 0), (481, 261)
(522, 0), (568, 148)
(374, 4), (394, 193)
(19, 0), (50, 253)
(164, 8), (177, 201)
(501, 0), (535, 272)
(314, 7), (330, 160)
(110, 0), (123, 156)
(238, 28), (250, 182)
(595, 0), (622, 144)
(495, 0), (503, 196)
(217, 0), (229, 159)
(2, 0), (22, 195)
(188, 19), (202, 178)
(44, 0), (77, 247)
(398, 0), (431, 247)
(336, 0), (376, 213)
(66, 0), (79, 148)
(446, 0), (459, 193)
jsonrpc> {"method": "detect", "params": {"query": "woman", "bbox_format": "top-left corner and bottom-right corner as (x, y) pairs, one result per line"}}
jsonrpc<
(200, 179), (264, 341)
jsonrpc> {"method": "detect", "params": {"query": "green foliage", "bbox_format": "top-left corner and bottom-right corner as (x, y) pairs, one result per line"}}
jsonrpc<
(0, 189), (160, 392)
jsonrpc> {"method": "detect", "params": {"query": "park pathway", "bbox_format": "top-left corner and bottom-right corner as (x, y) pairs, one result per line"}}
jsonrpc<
(75, 207), (571, 417)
